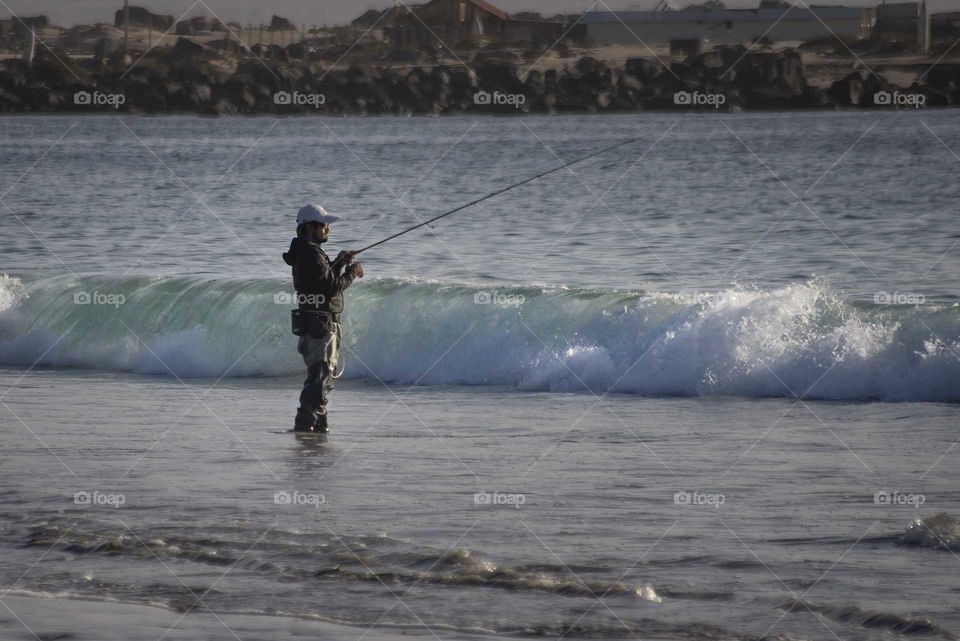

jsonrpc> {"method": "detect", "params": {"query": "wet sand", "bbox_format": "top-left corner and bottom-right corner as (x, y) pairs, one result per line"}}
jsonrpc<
(0, 595), (507, 641)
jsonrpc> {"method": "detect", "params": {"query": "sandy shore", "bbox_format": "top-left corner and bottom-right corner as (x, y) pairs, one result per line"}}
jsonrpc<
(0, 595), (503, 641)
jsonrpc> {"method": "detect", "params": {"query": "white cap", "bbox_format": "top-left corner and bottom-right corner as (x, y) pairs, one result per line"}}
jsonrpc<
(297, 204), (340, 226)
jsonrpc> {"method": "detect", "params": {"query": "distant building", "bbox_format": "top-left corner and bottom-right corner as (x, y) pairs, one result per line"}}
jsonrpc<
(582, 7), (870, 48)
(867, 2), (958, 50)
(933, 11), (960, 33)
(931, 11), (960, 44)
(386, 0), (509, 48)
(377, 0), (575, 49)
(19, 15), (49, 32)
(0, 15), (46, 50)
(0, 15), (48, 38)
(503, 18), (577, 45)
(919, 0), (930, 53)
(269, 15), (296, 31)
(114, 6), (174, 31)
(351, 9), (384, 30)
(872, 2), (919, 37)
(344, 8), (389, 43)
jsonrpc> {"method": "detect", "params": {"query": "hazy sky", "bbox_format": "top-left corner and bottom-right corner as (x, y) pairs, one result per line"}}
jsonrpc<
(3, 0), (956, 29)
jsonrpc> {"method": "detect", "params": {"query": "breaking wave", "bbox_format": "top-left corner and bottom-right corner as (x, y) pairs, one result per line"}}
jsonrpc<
(26, 522), (661, 604)
(774, 597), (952, 637)
(897, 513), (960, 551)
(1, 273), (959, 402)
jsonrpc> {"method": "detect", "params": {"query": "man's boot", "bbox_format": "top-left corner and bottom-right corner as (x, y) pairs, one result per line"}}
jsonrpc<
(314, 410), (329, 433)
(294, 408), (316, 432)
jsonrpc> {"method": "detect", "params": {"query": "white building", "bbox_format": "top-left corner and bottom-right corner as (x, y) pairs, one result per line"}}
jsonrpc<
(583, 7), (871, 48)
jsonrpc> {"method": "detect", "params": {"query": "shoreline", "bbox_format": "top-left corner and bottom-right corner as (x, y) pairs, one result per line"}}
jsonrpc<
(0, 106), (954, 116)
(0, 594), (508, 641)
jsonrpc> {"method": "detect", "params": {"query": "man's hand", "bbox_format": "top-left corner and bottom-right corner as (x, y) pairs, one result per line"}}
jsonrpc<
(349, 262), (364, 278)
(335, 250), (356, 265)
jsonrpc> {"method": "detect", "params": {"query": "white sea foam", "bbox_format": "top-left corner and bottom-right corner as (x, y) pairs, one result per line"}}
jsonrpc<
(1, 274), (957, 402)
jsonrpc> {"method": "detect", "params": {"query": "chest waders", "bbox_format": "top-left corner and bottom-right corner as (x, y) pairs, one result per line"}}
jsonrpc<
(291, 310), (344, 431)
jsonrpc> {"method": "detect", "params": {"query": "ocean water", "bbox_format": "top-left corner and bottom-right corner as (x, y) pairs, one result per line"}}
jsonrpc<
(1, 113), (959, 640)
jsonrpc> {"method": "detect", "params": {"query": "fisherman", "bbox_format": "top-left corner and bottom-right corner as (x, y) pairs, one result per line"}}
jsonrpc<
(282, 205), (364, 432)
(274, 140), (630, 433)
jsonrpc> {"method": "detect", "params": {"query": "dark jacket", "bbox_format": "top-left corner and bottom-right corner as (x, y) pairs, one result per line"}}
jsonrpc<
(282, 236), (356, 314)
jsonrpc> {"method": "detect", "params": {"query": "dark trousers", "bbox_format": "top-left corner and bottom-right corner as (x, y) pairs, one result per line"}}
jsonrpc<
(296, 330), (339, 427)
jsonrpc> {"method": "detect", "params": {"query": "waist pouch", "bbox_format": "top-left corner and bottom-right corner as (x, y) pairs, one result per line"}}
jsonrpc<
(291, 309), (339, 338)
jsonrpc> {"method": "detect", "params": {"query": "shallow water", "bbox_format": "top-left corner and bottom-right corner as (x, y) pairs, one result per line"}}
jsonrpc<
(1, 369), (959, 640)
(1, 112), (959, 640)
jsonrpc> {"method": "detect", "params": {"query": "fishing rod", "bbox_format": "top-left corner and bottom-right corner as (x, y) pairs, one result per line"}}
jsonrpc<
(351, 137), (638, 256)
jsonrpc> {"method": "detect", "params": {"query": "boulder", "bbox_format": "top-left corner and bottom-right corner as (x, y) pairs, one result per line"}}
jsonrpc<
(167, 37), (207, 60)
(475, 62), (524, 93)
(924, 63), (960, 104)
(208, 37), (246, 57)
(624, 58), (662, 81)
(208, 98), (239, 115)
(31, 47), (86, 87)
(271, 45), (290, 64)
(0, 60), (28, 90)
(828, 71), (867, 107)
(234, 61), (284, 91)
(124, 81), (167, 113)
(93, 37), (115, 65)
(221, 77), (257, 111)
(25, 85), (62, 111)
(0, 86), (25, 111)
(473, 45), (518, 65)
(286, 42), (308, 60)
(175, 16), (221, 35)
(387, 49), (422, 64)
